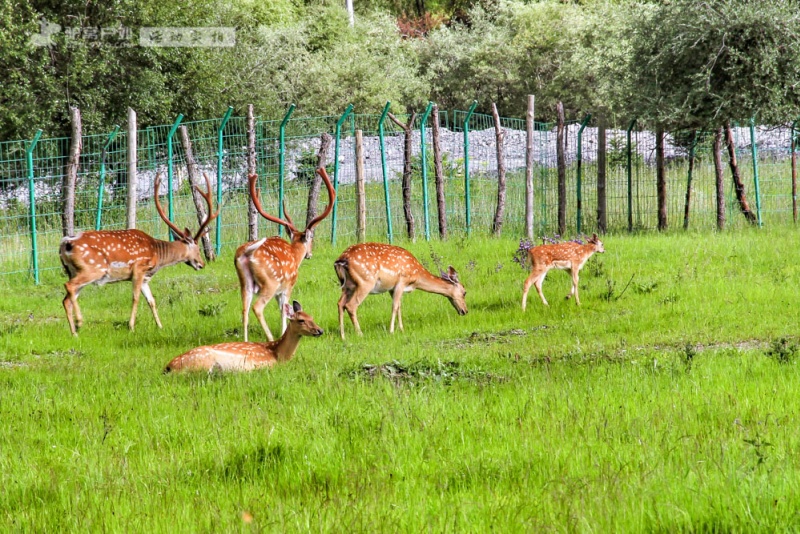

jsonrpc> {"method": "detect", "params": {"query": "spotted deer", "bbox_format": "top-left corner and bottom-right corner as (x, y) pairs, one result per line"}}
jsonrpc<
(234, 168), (334, 342)
(59, 173), (219, 335)
(521, 233), (605, 310)
(334, 243), (467, 340)
(164, 301), (323, 373)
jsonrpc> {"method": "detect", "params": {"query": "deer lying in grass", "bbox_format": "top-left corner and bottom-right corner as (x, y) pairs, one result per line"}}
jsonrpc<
(521, 233), (605, 310)
(59, 173), (219, 335)
(334, 243), (467, 339)
(164, 301), (323, 373)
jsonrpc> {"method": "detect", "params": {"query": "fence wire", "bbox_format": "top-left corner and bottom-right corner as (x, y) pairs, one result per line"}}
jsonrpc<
(1, 108), (798, 281)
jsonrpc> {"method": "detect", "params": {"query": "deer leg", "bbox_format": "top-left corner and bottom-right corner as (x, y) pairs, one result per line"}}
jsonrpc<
(129, 270), (145, 332)
(253, 284), (278, 342)
(140, 281), (163, 328)
(338, 287), (354, 340)
(534, 270), (549, 306)
(344, 285), (371, 337)
(389, 286), (405, 334)
(63, 274), (94, 335)
(277, 291), (290, 336)
(522, 271), (538, 311)
(570, 269), (581, 306)
(235, 258), (255, 342)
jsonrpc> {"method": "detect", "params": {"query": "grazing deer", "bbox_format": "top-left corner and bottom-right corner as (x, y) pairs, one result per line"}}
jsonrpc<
(164, 301), (323, 373)
(521, 233), (605, 310)
(59, 173), (219, 335)
(234, 168), (334, 342)
(334, 243), (467, 340)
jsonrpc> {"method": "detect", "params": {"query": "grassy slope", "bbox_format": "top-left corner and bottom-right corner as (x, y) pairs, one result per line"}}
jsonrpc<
(2, 228), (800, 531)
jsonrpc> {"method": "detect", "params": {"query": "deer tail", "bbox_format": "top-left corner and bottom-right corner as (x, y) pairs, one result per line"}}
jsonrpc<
(334, 258), (349, 289)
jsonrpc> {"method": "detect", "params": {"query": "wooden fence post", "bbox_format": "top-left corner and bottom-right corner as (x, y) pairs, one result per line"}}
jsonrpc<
(126, 108), (137, 229)
(355, 129), (366, 242)
(525, 95), (535, 240)
(713, 127), (726, 231)
(556, 101), (566, 236)
(306, 133), (332, 228)
(491, 102), (506, 236)
(179, 125), (215, 260)
(63, 106), (82, 237)
(432, 104), (447, 239)
(656, 125), (667, 231)
(597, 114), (607, 233)
(247, 105), (258, 240)
(388, 111), (417, 240)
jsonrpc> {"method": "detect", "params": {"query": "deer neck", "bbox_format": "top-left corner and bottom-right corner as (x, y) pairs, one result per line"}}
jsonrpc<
(415, 270), (454, 297)
(271, 329), (302, 362)
(154, 239), (191, 270)
(290, 239), (308, 265)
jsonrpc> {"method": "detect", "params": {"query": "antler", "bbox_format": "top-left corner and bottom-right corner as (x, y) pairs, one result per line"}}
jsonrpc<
(193, 172), (221, 241)
(248, 174), (299, 234)
(307, 167), (336, 231)
(154, 173), (188, 239)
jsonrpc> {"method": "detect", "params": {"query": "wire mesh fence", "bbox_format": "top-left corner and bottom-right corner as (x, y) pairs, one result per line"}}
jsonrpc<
(1, 105), (798, 282)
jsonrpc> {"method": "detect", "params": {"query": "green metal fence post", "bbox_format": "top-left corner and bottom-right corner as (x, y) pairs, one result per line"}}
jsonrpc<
(750, 118), (762, 227)
(420, 102), (433, 241)
(331, 104), (354, 244)
(215, 106), (233, 256)
(166, 114), (184, 239)
(576, 113), (591, 234)
(95, 125), (120, 230)
(378, 102), (394, 243)
(626, 119), (636, 232)
(792, 117), (800, 224)
(26, 129), (43, 284)
(278, 104), (296, 237)
(463, 101), (478, 236)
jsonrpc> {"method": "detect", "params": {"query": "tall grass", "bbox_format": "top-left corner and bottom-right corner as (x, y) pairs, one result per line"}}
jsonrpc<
(2, 229), (800, 530)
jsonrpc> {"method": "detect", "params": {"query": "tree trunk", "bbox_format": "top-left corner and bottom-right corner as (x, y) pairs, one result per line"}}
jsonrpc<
(597, 114), (607, 233)
(525, 95), (535, 240)
(713, 127), (726, 231)
(725, 123), (757, 224)
(556, 101), (566, 236)
(432, 105), (447, 239)
(491, 102), (506, 236)
(179, 125), (214, 260)
(306, 132), (332, 228)
(389, 111), (416, 240)
(656, 125), (667, 231)
(247, 105), (258, 240)
(355, 130), (366, 242)
(126, 108), (137, 229)
(683, 130), (696, 230)
(63, 106), (82, 237)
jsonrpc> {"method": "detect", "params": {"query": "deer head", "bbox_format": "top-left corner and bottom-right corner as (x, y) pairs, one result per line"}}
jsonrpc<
(154, 172), (220, 270)
(440, 266), (468, 316)
(588, 233), (605, 254)
(249, 168), (335, 259)
(283, 300), (324, 337)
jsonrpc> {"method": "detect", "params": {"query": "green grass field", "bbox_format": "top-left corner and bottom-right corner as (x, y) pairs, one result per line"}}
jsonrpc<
(2, 228), (800, 531)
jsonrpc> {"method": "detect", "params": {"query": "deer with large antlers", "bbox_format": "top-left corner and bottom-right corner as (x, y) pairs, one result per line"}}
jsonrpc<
(234, 168), (335, 342)
(334, 243), (467, 340)
(59, 173), (219, 335)
(521, 233), (605, 310)
(164, 301), (323, 373)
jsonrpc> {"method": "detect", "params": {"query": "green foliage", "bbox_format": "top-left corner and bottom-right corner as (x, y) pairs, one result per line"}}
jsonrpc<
(629, 0), (800, 128)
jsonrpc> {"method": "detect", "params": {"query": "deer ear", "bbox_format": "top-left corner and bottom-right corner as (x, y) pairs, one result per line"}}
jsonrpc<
(448, 266), (459, 283)
(292, 300), (302, 314)
(283, 303), (295, 318)
(590, 233), (598, 243)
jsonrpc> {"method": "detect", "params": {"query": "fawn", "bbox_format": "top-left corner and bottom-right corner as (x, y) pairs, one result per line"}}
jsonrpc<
(164, 301), (323, 373)
(522, 233), (605, 309)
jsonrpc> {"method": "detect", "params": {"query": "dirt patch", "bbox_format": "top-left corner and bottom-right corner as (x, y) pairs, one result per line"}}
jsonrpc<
(440, 326), (553, 349)
(345, 360), (507, 385)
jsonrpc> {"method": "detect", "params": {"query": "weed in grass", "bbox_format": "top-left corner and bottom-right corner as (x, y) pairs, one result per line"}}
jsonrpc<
(586, 258), (606, 278)
(682, 342), (697, 372)
(765, 337), (798, 364)
(634, 279), (659, 294)
(198, 302), (225, 317)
